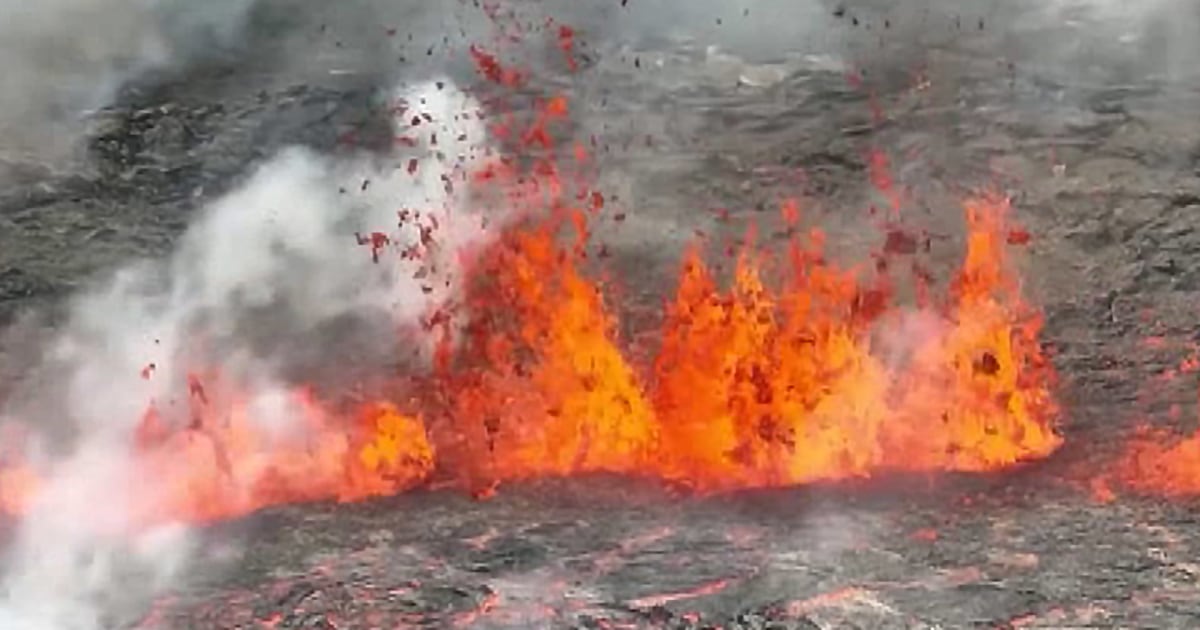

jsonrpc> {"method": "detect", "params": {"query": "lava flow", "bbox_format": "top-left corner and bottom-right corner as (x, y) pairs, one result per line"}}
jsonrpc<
(0, 64), (1061, 526)
(133, 387), (435, 523)
(1094, 345), (1200, 498)
(1114, 384), (1200, 498)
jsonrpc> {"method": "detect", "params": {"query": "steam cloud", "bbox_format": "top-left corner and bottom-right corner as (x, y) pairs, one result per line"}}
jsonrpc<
(0, 74), (492, 628)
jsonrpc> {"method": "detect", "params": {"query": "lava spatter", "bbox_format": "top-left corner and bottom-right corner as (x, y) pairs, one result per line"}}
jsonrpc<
(0, 44), (1062, 524)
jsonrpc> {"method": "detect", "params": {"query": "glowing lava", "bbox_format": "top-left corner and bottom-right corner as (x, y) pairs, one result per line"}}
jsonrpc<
(1121, 429), (1200, 496)
(0, 186), (1060, 523)
(428, 188), (1060, 494)
(651, 195), (1059, 490)
(1104, 349), (1200, 497)
(0, 44), (1062, 524)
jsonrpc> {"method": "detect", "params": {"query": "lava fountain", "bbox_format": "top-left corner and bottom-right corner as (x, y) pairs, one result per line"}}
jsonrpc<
(0, 48), (1062, 530)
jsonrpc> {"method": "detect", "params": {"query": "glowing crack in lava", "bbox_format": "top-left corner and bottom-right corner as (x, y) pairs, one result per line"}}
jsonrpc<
(0, 85), (1060, 527)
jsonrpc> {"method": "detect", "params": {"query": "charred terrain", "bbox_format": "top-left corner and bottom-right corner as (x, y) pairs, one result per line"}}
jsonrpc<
(5, 1), (1200, 628)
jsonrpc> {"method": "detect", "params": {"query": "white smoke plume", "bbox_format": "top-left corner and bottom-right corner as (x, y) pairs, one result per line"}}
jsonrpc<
(0, 75), (493, 629)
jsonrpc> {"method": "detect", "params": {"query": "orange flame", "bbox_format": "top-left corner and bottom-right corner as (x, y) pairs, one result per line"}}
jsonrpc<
(887, 197), (1060, 472)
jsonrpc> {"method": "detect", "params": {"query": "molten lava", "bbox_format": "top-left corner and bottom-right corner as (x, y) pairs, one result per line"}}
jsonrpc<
(440, 218), (659, 486)
(1101, 349), (1200, 498)
(652, 195), (1059, 489)
(0, 185), (1060, 523)
(426, 183), (1059, 494)
(1120, 428), (1200, 496)
(0, 47), (1062, 524)
(133, 385), (433, 524)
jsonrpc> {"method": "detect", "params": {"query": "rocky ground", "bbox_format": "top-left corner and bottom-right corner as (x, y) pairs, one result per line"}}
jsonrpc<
(5, 1), (1200, 628)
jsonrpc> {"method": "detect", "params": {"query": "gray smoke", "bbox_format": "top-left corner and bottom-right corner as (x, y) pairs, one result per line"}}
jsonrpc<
(0, 0), (256, 175)
(993, 0), (1200, 86)
(589, 0), (1200, 85)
